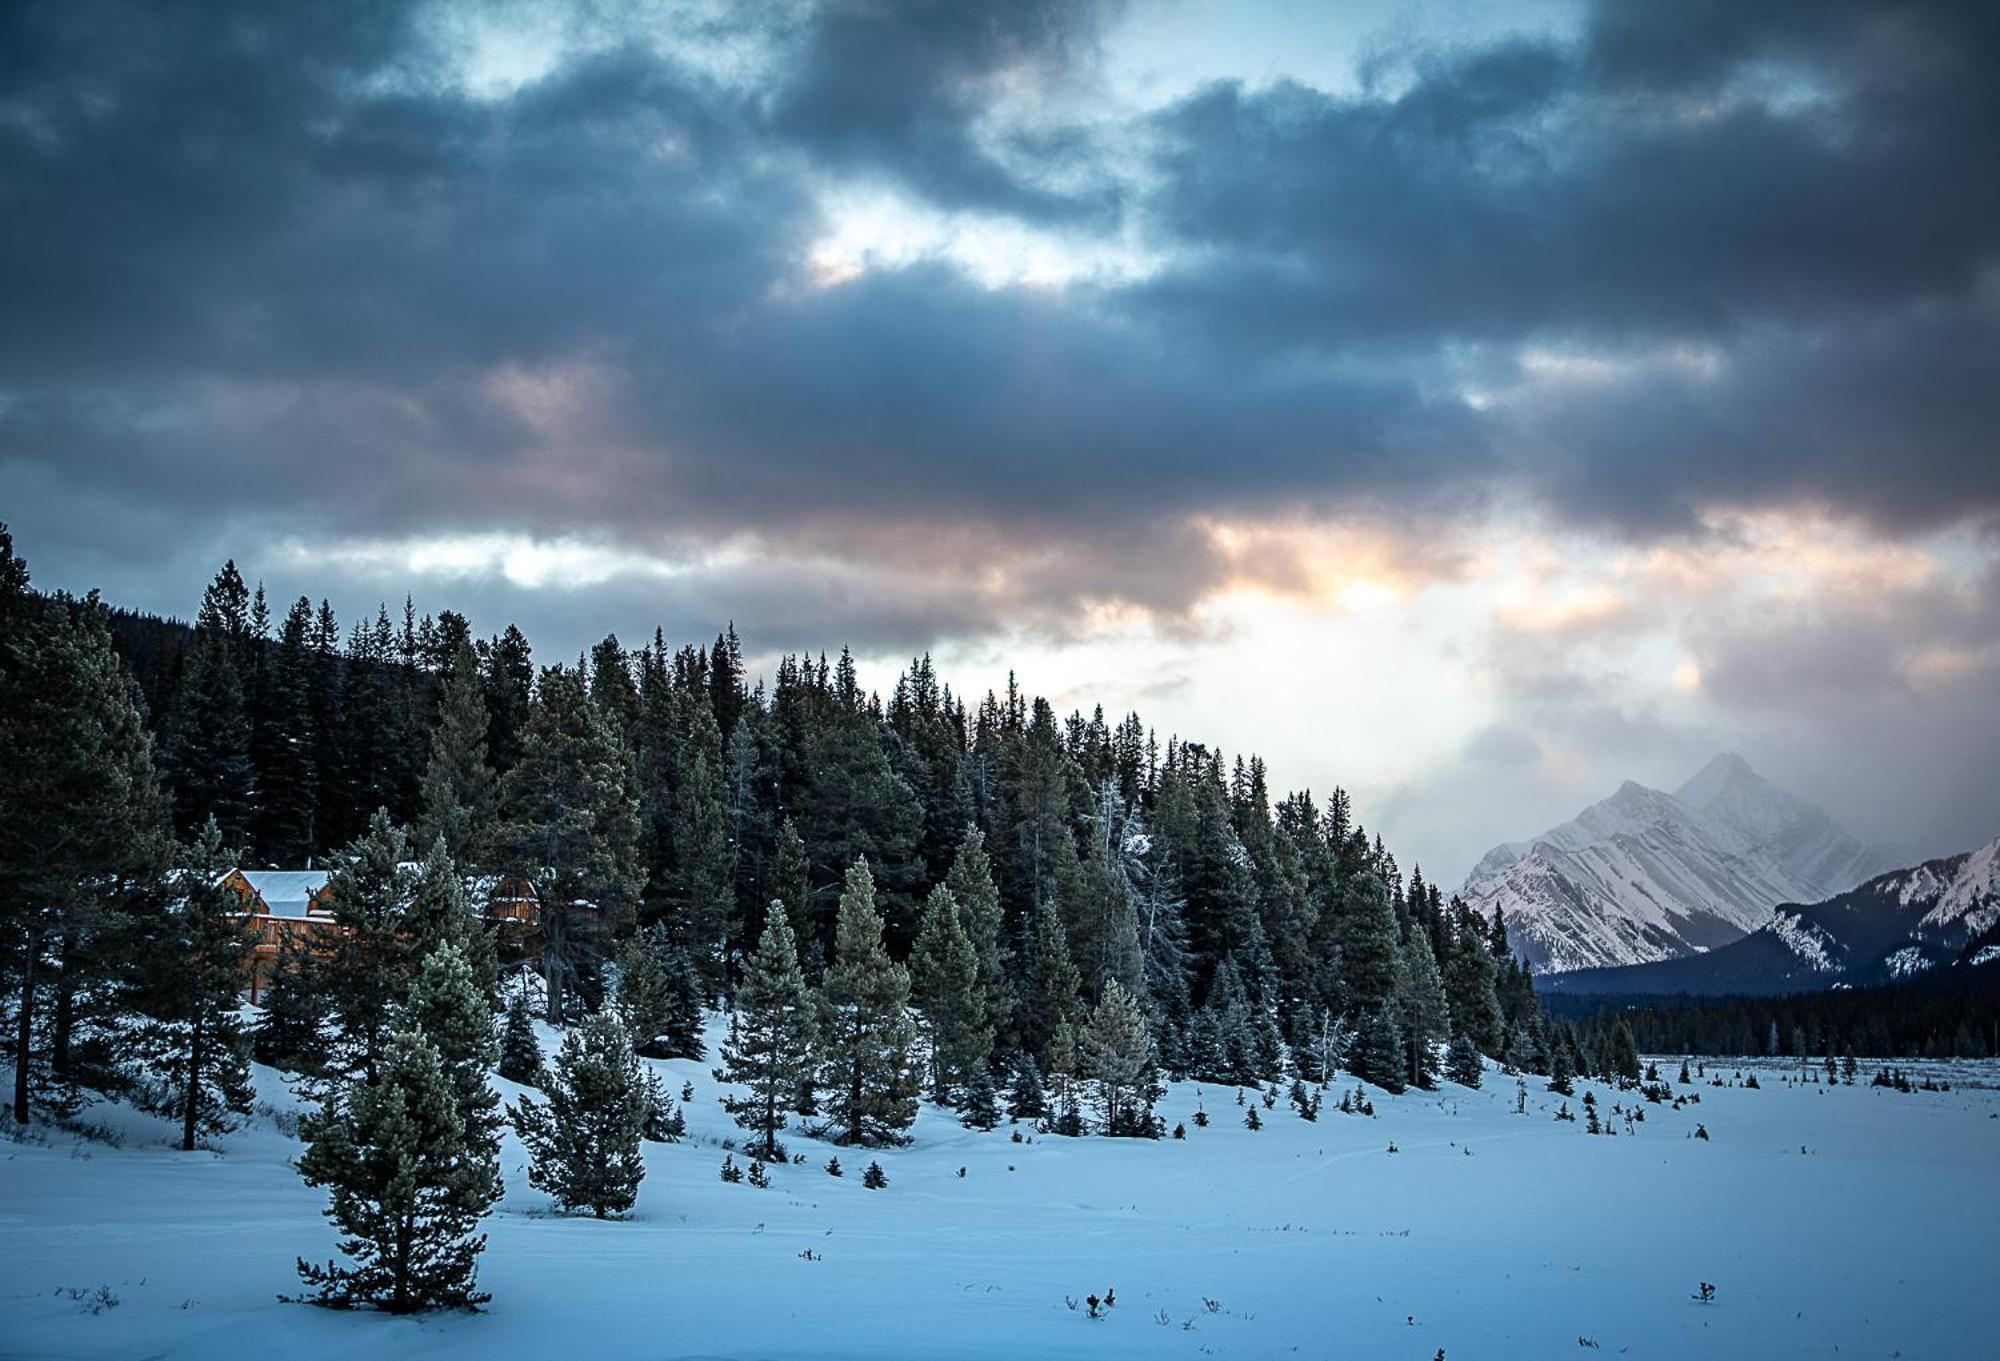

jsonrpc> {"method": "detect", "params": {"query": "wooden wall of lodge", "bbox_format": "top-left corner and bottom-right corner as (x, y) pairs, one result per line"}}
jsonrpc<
(223, 870), (544, 1004)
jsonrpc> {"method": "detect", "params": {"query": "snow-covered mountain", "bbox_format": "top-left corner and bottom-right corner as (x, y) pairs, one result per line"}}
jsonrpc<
(1547, 835), (2000, 995)
(1461, 754), (1899, 973)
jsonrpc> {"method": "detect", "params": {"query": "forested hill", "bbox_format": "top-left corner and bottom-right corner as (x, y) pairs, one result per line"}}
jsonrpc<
(5, 533), (1550, 1118)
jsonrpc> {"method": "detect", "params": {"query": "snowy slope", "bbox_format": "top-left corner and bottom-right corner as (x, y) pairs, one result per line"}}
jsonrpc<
(1550, 834), (2000, 995)
(1462, 755), (1890, 973)
(5, 1025), (2000, 1359)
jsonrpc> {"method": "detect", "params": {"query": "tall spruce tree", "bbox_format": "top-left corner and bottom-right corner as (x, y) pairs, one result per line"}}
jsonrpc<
(255, 596), (319, 861)
(499, 666), (644, 1021)
(1397, 920), (1450, 1090)
(166, 586), (255, 846)
(615, 923), (705, 1060)
(815, 858), (919, 1147)
(396, 944), (502, 1157)
(672, 746), (736, 982)
(944, 826), (1013, 1050)
(498, 988), (543, 1086)
(128, 818), (257, 1150)
(417, 639), (500, 871)
(1, 533), (171, 1124)
(510, 1011), (650, 1218)
(1080, 979), (1159, 1137)
(318, 811), (420, 1087)
(714, 910), (815, 1160)
(908, 883), (991, 1101)
(296, 1028), (500, 1312)
(1017, 897), (1081, 1071)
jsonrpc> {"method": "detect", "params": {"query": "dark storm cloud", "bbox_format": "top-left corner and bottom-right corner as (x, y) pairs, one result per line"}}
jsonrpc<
(770, 0), (1125, 223)
(2, 0), (1998, 647)
(1131, 0), (2000, 534)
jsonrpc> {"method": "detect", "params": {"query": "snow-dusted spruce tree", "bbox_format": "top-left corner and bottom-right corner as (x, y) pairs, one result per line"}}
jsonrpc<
(1046, 1021), (1086, 1137)
(406, 836), (498, 1002)
(128, 818), (256, 1151)
(510, 1011), (649, 1217)
(496, 665), (644, 1022)
(296, 1029), (500, 1312)
(615, 922), (704, 1059)
(1446, 1031), (1484, 1089)
(1606, 1019), (1643, 1085)
(1548, 1036), (1576, 1095)
(908, 883), (990, 1102)
(1, 529), (170, 1126)
(1017, 898), (1081, 1072)
(498, 988), (543, 1086)
(714, 908), (815, 1161)
(397, 943), (502, 1157)
(1081, 980), (1160, 1137)
(815, 858), (919, 1147)
(316, 811), (420, 1087)
(944, 827), (1014, 1052)
(414, 637), (500, 873)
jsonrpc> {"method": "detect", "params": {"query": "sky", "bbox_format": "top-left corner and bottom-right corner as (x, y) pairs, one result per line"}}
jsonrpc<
(3, 0), (1998, 885)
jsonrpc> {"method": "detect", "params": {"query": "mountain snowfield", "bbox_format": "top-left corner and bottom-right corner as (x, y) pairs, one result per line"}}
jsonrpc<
(4, 1019), (1999, 1359)
(1460, 754), (1900, 973)
(1550, 832), (2000, 996)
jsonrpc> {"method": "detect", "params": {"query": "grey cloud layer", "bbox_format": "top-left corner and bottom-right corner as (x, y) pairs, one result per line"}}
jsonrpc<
(2, 0), (1997, 634)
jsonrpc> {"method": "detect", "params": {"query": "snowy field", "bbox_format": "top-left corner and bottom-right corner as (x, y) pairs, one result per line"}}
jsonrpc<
(4, 1033), (1997, 1360)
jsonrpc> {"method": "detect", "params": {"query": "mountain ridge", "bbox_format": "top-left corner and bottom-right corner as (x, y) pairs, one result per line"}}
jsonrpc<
(1462, 754), (1900, 973)
(1545, 834), (2000, 996)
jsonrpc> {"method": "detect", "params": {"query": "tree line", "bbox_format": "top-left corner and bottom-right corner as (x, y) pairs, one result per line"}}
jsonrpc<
(1, 524), (1546, 1311)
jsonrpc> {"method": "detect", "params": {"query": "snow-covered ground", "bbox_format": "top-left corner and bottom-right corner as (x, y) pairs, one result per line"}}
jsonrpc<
(4, 1032), (1996, 1360)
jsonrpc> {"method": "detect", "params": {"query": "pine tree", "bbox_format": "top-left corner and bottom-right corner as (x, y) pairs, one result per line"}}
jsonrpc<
(1018, 898), (1081, 1071)
(499, 666), (644, 1021)
(1443, 905), (1505, 1054)
(673, 746), (736, 982)
(960, 1064), (1001, 1130)
(1046, 1021), (1085, 1137)
(1, 537), (171, 1124)
(1338, 871), (1402, 1018)
(406, 836), (497, 1002)
(1548, 1039), (1576, 1096)
(815, 858), (919, 1147)
(945, 827), (1014, 1047)
(862, 1159), (888, 1189)
(1397, 921), (1449, 1090)
(908, 883), (991, 1101)
(165, 627), (254, 846)
(397, 944), (502, 1157)
(1006, 1053), (1047, 1121)
(255, 597), (319, 862)
(1445, 1031), (1484, 1088)
(1080, 980), (1159, 1137)
(1606, 1019), (1642, 1084)
(616, 923), (705, 1060)
(714, 909), (815, 1161)
(510, 1011), (650, 1218)
(498, 989), (543, 1086)
(1349, 1004), (1407, 1094)
(771, 816), (816, 969)
(317, 811), (419, 1087)
(295, 1029), (500, 1312)
(416, 639), (499, 871)
(128, 819), (257, 1150)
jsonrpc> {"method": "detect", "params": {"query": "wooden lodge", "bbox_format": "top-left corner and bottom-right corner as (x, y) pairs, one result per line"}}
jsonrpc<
(225, 865), (548, 1002)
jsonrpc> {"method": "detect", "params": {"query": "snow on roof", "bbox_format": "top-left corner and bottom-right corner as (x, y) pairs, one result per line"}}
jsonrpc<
(232, 869), (331, 919)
